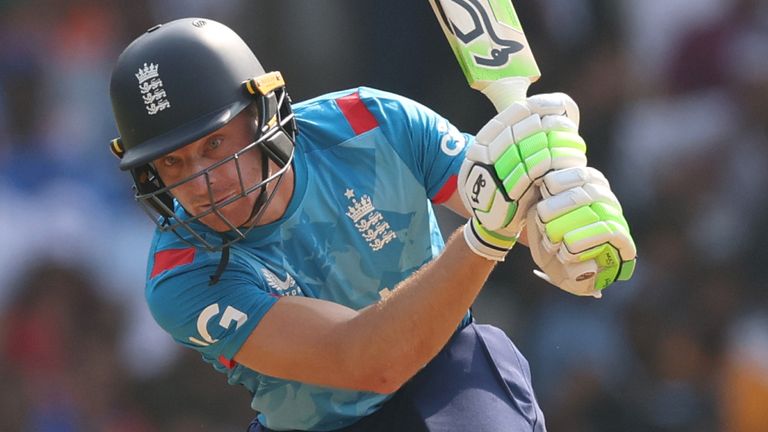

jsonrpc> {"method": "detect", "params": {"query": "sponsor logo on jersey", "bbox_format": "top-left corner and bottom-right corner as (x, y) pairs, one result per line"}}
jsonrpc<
(261, 268), (304, 296)
(136, 62), (171, 115)
(437, 120), (466, 156)
(188, 303), (248, 347)
(344, 189), (397, 251)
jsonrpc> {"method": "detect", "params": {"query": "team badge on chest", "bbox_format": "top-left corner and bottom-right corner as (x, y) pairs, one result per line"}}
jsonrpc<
(344, 189), (397, 251)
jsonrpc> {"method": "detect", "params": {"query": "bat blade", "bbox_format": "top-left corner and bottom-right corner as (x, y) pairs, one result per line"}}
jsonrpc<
(428, 0), (540, 110)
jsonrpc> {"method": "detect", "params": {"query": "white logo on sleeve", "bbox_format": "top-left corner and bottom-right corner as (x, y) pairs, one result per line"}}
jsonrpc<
(188, 304), (248, 347)
(136, 62), (171, 115)
(438, 120), (466, 157)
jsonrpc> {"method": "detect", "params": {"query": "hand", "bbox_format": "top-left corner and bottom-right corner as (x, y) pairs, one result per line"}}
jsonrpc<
(526, 167), (637, 297)
(459, 93), (588, 261)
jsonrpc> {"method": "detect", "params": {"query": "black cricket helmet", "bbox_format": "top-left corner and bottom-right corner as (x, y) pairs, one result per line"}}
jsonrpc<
(109, 18), (297, 250)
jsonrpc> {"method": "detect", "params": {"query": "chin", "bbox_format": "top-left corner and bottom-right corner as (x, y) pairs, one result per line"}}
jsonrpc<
(199, 200), (254, 232)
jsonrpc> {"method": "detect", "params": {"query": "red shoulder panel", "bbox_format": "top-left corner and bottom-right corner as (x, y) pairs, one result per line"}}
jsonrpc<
(336, 91), (379, 135)
(150, 248), (196, 279)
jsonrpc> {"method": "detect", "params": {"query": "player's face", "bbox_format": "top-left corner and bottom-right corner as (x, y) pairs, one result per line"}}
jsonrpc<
(153, 109), (268, 232)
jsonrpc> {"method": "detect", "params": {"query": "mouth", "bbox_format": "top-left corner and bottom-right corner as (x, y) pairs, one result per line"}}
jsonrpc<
(198, 193), (239, 212)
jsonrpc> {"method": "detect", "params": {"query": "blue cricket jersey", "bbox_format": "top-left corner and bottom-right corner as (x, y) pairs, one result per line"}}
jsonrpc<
(145, 87), (472, 431)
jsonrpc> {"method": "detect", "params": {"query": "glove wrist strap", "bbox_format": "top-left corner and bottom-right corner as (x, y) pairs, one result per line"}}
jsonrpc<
(463, 219), (517, 262)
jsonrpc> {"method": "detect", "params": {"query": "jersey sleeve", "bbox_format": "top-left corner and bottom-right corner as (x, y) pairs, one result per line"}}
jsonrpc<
(358, 87), (473, 204)
(146, 253), (278, 363)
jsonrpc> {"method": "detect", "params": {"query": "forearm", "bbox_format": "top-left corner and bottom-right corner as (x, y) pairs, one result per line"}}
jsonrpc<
(235, 225), (498, 393)
(344, 226), (496, 392)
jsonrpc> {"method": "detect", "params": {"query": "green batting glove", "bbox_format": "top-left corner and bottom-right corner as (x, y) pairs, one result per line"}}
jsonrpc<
(459, 93), (588, 261)
(527, 167), (637, 297)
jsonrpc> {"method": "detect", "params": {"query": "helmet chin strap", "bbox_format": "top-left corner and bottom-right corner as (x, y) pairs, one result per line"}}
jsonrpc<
(209, 148), (287, 286)
(243, 146), (281, 228)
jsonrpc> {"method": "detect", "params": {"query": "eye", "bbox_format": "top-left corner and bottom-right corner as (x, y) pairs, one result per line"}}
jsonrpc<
(207, 137), (222, 151)
(162, 155), (179, 167)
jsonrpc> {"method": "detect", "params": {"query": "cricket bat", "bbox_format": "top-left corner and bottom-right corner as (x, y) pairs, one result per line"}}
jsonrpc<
(429, 0), (600, 286)
(427, 0), (540, 111)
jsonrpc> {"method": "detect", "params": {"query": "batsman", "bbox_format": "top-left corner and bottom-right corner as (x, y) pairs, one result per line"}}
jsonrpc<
(109, 13), (635, 432)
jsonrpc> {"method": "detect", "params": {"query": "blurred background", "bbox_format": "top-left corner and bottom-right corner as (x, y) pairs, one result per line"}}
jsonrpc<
(1, 0), (767, 430)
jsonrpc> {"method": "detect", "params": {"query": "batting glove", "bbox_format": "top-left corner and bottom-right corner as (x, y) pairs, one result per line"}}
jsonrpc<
(459, 93), (588, 261)
(526, 167), (637, 297)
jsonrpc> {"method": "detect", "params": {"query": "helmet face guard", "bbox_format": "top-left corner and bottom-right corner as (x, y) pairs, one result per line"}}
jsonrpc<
(109, 18), (298, 250)
(131, 83), (296, 251)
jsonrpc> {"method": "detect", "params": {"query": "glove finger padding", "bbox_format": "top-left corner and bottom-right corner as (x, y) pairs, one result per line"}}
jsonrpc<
(527, 92), (581, 127)
(527, 207), (602, 297)
(538, 167), (617, 221)
(541, 114), (578, 133)
(540, 166), (609, 199)
(527, 167), (638, 296)
(539, 199), (636, 286)
(458, 94), (588, 233)
(537, 167), (636, 266)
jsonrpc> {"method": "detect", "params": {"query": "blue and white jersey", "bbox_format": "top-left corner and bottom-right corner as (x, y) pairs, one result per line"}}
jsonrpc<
(145, 87), (472, 431)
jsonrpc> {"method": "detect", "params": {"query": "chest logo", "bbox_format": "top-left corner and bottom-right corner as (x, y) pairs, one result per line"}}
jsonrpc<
(136, 62), (171, 115)
(344, 189), (397, 251)
(261, 268), (304, 296)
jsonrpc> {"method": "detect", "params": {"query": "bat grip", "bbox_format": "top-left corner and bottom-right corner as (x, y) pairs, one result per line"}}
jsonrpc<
(481, 76), (532, 112)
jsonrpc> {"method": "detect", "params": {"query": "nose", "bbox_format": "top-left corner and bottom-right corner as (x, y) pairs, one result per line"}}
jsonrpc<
(170, 160), (216, 202)
(187, 166), (214, 192)
(192, 159), (241, 205)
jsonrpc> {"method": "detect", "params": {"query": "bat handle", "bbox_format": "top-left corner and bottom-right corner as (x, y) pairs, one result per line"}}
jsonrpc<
(480, 76), (532, 112)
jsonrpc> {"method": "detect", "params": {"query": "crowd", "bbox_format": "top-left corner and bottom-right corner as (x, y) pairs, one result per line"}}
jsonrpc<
(1, 0), (766, 430)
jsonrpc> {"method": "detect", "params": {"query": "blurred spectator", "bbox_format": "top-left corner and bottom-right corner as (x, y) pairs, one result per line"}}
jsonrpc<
(668, 0), (768, 95)
(0, 0), (51, 156)
(1, 262), (152, 431)
(722, 312), (768, 432)
(618, 0), (730, 95)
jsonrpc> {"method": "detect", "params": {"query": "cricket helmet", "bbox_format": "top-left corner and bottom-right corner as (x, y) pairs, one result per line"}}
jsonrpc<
(109, 18), (297, 250)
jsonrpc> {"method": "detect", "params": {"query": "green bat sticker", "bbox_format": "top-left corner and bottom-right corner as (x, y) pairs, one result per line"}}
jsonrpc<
(430, 0), (540, 90)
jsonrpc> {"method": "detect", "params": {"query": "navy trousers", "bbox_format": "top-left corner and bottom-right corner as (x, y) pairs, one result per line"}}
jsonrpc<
(248, 323), (546, 431)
